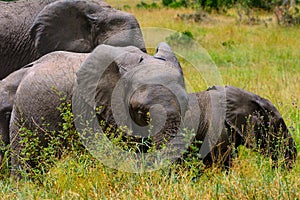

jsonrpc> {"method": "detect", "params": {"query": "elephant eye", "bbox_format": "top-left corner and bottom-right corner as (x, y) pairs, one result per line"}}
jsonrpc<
(153, 56), (166, 61)
(139, 57), (144, 63)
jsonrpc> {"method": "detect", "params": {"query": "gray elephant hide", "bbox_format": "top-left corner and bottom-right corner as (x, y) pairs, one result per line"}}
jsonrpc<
(0, 0), (145, 79)
(188, 85), (297, 169)
(7, 43), (187, 175)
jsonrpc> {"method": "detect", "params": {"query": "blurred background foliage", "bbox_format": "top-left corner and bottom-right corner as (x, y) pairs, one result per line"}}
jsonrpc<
(134, 0), (300, 25)
(161, 0), (299, 10)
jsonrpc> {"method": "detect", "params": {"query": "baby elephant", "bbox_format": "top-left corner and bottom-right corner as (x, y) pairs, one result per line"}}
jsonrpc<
(189, 85), (297, 169)
(2, 43), (188, 176)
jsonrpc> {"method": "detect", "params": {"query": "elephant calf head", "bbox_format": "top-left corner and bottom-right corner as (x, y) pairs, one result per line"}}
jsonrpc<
(191, 85), (297, 169)
(75, 42), (189, 152)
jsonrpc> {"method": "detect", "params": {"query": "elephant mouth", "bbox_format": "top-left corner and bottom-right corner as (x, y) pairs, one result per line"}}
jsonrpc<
(129, 105), (150, 127)
(151, 117), (182, 149)
(129, 116), (183, 153)
(96, 104), (183, 153)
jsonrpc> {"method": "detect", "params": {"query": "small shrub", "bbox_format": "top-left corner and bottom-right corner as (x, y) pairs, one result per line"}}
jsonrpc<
(136, 1), (160, 9)
(162, 0), (189, 8)
(166, 30), (195, 47)
(162, 0), (175, 6)
(16, 98), (86, 180)
(275, 5), (300, 25)
(176, 11), (208, 22)
(123, 4), (131, 10)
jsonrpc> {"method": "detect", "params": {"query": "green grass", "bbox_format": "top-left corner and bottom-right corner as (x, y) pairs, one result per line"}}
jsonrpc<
(0, 1), (299, 199)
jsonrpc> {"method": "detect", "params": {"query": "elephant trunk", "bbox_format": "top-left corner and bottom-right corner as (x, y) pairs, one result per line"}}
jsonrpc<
(151, 113), (182, 149)
(128, 84), (186, 150)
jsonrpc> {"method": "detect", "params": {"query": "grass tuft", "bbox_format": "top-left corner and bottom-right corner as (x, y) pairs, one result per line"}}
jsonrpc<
(0, 1), (299, 198)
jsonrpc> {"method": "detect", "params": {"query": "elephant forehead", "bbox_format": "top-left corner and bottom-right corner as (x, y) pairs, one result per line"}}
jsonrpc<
(126, 62), (184, 86)
(115, 52), (144, 72)
(34, 51), (89, 64)
(47, 0), (111, 12)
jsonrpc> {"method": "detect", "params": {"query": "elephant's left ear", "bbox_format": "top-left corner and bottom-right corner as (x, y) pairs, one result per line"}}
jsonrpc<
(154, 42), (183, 74)
(30, 0), (109, 55)
(222, 85), (289, 139)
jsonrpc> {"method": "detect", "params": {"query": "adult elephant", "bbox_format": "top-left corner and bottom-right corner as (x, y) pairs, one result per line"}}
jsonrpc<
(0, 52), (89, 162)
(8, 43), (189, 175)
(188, 85), (297, 169)
(0, 0), (145, 79)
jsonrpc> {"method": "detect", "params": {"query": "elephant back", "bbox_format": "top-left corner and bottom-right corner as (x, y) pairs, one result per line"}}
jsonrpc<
(10, 51), (88, 149)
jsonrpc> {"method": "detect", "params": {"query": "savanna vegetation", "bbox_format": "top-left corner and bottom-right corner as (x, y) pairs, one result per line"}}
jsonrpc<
(0, 0), (299, 199)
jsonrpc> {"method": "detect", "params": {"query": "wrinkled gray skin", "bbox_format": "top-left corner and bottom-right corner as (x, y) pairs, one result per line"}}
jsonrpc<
(0, 53), (89, 159)
(0, 68), (29, 148)
(9, 43), (186, 176)
(188, 85), (297, 169)
(0, 0), (145, 79)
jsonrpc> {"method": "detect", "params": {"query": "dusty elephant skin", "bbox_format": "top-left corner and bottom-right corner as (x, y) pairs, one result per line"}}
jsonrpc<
(8, 43), (186, 176)
(0, 0), (145, 79)
(0, 51), (89, 152)
(1, 42), (296, 176)
(0, 68), (29, 151)
(187, 85), (297, 169)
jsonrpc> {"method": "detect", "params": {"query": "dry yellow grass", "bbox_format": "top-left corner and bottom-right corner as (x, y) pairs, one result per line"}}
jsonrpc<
(0, 1), (299, 199)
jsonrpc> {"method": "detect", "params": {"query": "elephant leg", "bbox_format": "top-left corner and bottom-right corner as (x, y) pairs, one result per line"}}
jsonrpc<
(0, 115), (10, 163)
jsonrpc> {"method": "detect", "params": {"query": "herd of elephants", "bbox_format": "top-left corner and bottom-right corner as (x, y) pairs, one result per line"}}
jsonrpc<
(0, 0), (297, 177)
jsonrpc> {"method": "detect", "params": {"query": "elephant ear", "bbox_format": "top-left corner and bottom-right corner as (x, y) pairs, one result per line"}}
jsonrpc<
(222, 85), (297, 167)
(153, 42), (183, 74)
(75, 45), (143, 106)
(30, 0), (109, 55)
(218, 85), (288, 142)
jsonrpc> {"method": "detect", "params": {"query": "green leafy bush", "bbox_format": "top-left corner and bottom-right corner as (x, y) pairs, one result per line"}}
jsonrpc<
(136, 1), (160, 9)
(162, 0), (299, 11)
(166, 30), (195, 47)
(162, 0), (189, 8)
(275, 5), (300, 25)
(162, 0), (175, 6)
(16, 98), (86, 179)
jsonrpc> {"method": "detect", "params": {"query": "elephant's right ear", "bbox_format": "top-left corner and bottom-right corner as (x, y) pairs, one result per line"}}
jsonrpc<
(75, 45), (143, 106)
(30, 0), (108, 55)
(154, 42), (183, 74)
